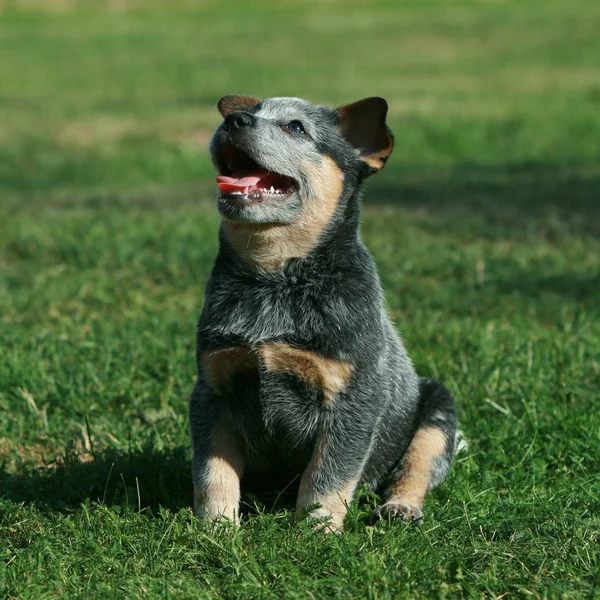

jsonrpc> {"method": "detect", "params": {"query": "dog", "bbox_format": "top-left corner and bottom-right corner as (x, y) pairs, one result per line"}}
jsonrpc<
(189, 95), (458, 531)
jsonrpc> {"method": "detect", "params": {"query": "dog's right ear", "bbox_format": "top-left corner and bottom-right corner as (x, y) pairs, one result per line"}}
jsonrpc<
(217, 95), (261, 118)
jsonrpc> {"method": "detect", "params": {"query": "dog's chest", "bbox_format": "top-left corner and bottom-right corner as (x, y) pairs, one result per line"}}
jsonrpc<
(197, 281), (349, 404)
(196, 271), (358, 463)
(200, 343), (353, 406)
(199, 266), (362, 350)
(200, 343), (352, 468)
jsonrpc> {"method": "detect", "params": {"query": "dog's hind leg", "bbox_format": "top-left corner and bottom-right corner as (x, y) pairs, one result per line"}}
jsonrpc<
(372, 378), (458, 523)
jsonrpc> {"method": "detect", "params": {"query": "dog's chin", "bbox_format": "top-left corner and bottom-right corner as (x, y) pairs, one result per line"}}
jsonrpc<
(217, 190), (301, 225)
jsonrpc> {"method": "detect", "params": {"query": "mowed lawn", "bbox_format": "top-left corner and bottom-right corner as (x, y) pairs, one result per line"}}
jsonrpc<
(1, 0), (599, 597)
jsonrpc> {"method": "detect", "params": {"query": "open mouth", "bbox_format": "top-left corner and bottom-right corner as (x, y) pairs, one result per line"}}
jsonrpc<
(216, 146), (297, 204)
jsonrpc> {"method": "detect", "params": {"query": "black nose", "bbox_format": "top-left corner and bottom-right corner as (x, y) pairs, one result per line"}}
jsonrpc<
(224, 111), (256, 131)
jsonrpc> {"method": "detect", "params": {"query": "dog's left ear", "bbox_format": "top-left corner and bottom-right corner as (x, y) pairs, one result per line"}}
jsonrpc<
(336, 97), (394, 171)
(217, 95), (261, 118)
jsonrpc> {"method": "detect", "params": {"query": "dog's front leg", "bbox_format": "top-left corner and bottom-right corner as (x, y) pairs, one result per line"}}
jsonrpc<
(296, 415), (373, 532)
(190, 382), (244, 523)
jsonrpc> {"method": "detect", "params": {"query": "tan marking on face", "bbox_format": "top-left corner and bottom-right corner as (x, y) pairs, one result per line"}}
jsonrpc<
(260, 342), (353, 402)
(200, 347), (258, 392)
(386, 426), (447, 510)
(222, 156), (344, 270)
(194, 421), (244, 523)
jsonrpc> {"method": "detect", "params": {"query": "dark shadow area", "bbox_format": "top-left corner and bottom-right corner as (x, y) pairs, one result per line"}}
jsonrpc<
(0, 446), (299, 515)
(0, 446), (192, 513)
(363, 163), (600, 318)
(384, 268), (600, 321)
(492, 271), (600, 306)
(364, 163), (600, 227)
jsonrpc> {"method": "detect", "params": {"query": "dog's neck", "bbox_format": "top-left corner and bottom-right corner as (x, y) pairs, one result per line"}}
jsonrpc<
(219, 203), (361, 272)
(220, 221), (310, 271)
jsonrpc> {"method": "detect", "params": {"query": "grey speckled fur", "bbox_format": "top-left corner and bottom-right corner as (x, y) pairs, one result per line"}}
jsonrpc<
(189, 95), (459, 529)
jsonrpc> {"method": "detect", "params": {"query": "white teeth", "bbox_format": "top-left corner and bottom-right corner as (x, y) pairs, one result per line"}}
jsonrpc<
(250, 186), (291, 195)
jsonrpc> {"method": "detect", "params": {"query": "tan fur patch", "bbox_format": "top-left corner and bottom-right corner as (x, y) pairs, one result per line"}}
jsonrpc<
(200, 346), (258, 392)
(222, 156), (344, 270)
(194, 422), (244, 522)
(296, 435), (328, 510)
(315, 479), (357, 531)
(386, 426), (447, 509)
(298, 477), (357, 532)
(260, 343), (353, 402)
(296, 434), (356, 531)
(363, 141), (393, 170)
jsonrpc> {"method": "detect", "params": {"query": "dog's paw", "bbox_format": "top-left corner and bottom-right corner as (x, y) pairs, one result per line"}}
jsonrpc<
(301, 506), (344, 534)
(370, 501), (424, 524)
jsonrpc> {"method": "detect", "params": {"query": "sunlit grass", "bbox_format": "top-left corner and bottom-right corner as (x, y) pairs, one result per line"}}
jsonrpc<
(1, 1), (599, 597)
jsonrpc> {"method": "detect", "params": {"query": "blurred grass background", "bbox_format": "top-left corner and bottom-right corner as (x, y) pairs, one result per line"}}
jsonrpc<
(2, 0), (600, 195)
(1, 1), (599, 598)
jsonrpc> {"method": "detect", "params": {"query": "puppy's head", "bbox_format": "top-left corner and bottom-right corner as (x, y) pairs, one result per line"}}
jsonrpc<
(210, 95), (394, 225)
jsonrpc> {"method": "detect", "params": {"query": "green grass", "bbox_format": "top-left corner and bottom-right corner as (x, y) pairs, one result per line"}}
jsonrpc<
(1, 0), (599, 597)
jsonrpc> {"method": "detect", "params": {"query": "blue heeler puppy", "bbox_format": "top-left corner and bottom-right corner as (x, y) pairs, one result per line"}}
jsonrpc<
(189, 95), (459, 531)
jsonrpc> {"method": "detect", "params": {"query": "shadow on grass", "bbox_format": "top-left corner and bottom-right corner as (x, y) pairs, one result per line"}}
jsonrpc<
(0, 446), (192, 513)
(491, 271), (600, 306)
(364, 163), (600, 224)
(0, 446), (299, 515)
(363, 163), (600, 317)
(393, 268), (600, 320)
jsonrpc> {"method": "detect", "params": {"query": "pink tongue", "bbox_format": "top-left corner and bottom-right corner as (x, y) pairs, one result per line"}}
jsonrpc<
(217, 170), (269, 193)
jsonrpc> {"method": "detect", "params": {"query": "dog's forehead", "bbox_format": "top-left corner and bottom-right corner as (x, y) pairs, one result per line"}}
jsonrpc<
(257, 97), (324, 121)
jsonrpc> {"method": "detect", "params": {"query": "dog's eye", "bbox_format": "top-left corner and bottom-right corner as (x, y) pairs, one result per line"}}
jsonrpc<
(285, 120), (307, 134)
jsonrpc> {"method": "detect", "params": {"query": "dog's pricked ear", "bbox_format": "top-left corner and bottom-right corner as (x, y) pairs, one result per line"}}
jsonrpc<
(337, 97), (394, 171)
(217, 95), (261, 118)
